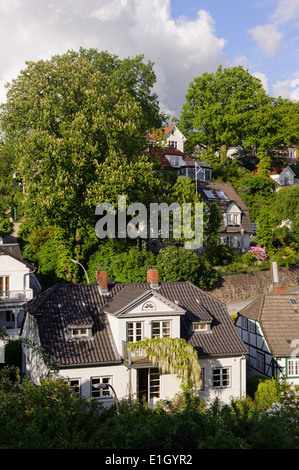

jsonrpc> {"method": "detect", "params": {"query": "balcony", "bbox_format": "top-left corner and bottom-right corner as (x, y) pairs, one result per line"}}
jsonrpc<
(122, 341), (152, 366)
(0, 289), (33, 306)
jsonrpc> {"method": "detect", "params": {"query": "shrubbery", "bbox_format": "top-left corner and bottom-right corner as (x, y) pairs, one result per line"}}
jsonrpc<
(0, 367), (298, 449)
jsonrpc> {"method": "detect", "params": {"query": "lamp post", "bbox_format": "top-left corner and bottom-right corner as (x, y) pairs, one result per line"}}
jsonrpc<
(71, 259), (90, 284)
(93, 383), (119, 412)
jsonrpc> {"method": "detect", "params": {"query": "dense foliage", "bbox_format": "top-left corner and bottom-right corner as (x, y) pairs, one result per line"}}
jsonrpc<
(0, 366), (298, 449)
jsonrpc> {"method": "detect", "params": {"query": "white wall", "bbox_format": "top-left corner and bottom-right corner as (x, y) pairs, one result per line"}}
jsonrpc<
(198, 355), (246, 405)
(0, 254), (31, 292)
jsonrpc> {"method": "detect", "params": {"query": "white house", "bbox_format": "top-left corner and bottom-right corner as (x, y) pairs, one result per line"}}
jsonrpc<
(270, 166), (296, 187)
(235, 293), (299, 385)
(0, 235), (41, 336)
(197, 181), (252, 251)
(148, 125), (212, 182)
(21, 269), (247, 408)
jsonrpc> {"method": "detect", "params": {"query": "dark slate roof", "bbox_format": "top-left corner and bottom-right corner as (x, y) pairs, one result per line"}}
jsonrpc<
(23, 281), (247, 368)
(197, 181), (252, 234)
(238, 293), (299, 357)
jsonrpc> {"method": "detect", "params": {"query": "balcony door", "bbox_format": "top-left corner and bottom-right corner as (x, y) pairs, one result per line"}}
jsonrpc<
(137, 368), (160, 405)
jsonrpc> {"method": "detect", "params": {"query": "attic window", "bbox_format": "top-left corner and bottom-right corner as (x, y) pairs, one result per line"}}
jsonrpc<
(69, 325), (93, 339)
(290, 299), (298, 305)
(192, 322), (211, 333)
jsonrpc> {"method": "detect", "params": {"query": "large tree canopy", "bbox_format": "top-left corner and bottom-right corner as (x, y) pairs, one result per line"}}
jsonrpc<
(180, 65), (299, 157)
(0, 50), (165, 279)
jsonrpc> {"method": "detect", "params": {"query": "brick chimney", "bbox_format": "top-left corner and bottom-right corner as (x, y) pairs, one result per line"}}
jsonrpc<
(147, 269), (159, 288)
(96, 270), (108, 294)
(274, 285), (287, 294)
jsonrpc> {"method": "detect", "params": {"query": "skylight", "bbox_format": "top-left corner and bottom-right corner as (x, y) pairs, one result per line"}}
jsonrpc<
(203, 190), (215, 199)
(215, 190), (228, 200)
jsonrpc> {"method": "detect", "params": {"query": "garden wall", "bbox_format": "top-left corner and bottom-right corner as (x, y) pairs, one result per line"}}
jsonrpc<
(208, 265), (299, 303)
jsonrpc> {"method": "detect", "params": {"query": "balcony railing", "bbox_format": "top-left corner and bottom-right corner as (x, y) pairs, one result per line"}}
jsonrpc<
(0, 289), (33, 302)
(122, 341), (152, 365)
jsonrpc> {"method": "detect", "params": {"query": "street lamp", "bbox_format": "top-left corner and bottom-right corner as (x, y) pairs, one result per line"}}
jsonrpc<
(71, 259), (90, 284)
(93, 383), (119, 412)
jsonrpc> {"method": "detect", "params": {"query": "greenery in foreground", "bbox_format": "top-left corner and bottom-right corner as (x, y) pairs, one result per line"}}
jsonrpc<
(0, 364), (298, 449)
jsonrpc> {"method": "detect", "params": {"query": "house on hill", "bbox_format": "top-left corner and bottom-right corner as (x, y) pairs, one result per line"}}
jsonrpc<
(197, 181), (252, 251)
(21, 269), (247, 407)
(270, 166), (296, 187)
(148, 125), (212, 182)
(0, 235), (41, 336)
(235, 293), (299, 384)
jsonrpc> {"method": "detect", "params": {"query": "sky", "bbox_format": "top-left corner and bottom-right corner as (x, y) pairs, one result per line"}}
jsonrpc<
(0, 0), (299, 119)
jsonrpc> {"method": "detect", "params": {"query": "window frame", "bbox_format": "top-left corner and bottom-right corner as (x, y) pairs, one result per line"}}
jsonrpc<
(288, 358), (299, 377)
(91, 376), (113, 399)
(151, 320), (171, 338)
(127, 321), (144, 343)
(212, 367), (231, 388)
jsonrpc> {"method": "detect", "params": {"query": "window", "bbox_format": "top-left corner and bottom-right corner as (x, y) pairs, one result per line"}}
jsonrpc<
(213, 368), (230, 388)
(152, 321), (171, 338)
(288, 149), (296, 159)
(192, 322), (210, 332)
(256, 352), (265, 373)
(203, 190), (215, 199)
(71, 327), (91, 338)
(168, 141), (177, 149)
(127, 322), (143, 343)
(288, 359), (299, 376)
(0, 276), (10, 297)
(168, 155), (180, 166)
(69, 378), (81, 394)
(227, 213), (239, 225)
(5, 311), (13, 323)
(241, 317), (248, 330)
(91, 377), (112, 398)
(290, 299), (298, 305)
(215, 190), (228, 200)
(199, 368), (205, 391)
(249, 320), (256, 333)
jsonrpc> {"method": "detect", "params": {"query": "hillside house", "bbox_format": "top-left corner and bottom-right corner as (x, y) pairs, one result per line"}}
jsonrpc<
(235, 293), (299, 385)
(0, 235), (41, 336)
(148, 125), (212, 182)
(197, 181), (252, 251)
(21, 270), (247, 408)
(270, 166), (296, 187)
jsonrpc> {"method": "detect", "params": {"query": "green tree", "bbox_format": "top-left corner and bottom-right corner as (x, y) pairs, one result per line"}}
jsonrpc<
(180, 65), (269, 157)
(0, 50), (164, 280)
(180, 65), (299, 158)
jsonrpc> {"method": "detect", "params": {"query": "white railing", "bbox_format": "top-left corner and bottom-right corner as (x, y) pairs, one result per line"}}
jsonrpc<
(0, 289), (33, 302)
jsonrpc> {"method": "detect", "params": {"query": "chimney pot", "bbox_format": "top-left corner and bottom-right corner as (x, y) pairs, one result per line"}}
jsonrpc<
(96, 271), (108, 294)
(147, 269), (159, 288)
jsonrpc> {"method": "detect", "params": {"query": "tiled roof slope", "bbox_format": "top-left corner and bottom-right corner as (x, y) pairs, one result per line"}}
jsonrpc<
(239, 294), (299, 356)
(23, 281), (247, 368)
(197, 181), (252, 233)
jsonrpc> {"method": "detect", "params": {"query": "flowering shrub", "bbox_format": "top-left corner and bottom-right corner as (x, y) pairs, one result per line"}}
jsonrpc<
(247, 246), (268, 262)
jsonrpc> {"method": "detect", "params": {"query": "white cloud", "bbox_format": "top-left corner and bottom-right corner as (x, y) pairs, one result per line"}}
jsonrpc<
(0, 0), (226, 116)
(272, 72), (299, 100)
(252, 72), (269, 93)
(249, 24), (283, 57)
(271, 0), (299, 24)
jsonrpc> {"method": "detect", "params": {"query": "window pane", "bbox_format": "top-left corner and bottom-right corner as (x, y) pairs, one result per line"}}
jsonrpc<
(149, 369), (160, 398)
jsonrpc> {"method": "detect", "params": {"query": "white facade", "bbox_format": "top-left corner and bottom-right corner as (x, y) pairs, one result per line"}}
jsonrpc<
(235, 314), (299, 385)
(0, 242), (41, 331)
(270, 166), (295, 186)
(163, 125), (187, 153)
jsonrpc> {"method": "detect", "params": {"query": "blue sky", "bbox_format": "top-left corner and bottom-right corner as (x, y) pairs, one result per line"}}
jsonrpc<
(0, 0), (298, 118)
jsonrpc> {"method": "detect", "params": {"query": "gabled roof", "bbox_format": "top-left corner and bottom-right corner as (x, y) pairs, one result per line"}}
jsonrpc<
(238, 294), (299, 356)
(197, 181), (252, 233)
(22, 281), (247, 368)
(0, 244), (35, 270)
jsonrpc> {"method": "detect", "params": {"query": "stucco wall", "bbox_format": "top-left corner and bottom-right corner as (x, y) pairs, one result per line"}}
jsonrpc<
(208, 265), (299, 303)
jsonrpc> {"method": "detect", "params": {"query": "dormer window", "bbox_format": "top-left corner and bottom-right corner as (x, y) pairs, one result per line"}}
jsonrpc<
(227, 213), (240, 226)
(192, 321), (211, 333)
(69, 324), (93, 340)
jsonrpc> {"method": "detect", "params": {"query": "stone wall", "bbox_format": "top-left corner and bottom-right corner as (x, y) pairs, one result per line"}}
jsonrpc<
(208, 265), (299, 303)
